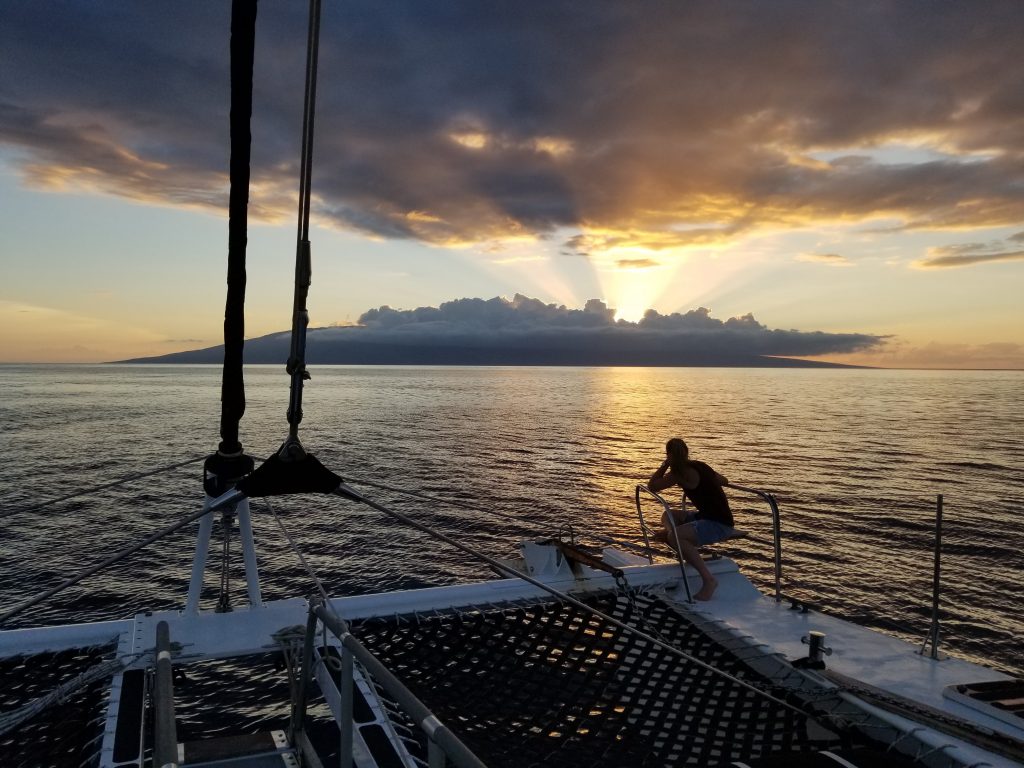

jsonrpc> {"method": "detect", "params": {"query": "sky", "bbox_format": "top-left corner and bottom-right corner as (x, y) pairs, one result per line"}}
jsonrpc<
(1, 1), (1023, 368)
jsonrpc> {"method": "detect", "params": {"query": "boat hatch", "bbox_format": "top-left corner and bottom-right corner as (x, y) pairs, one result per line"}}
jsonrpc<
(944, 679), (1024, 729)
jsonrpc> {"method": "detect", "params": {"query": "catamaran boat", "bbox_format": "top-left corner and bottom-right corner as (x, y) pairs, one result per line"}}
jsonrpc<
(2, 2), (1022, 767)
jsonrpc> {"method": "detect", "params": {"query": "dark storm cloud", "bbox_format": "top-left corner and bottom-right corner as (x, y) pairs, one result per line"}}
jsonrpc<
(125, 294), (884, 364)
(4, 1), (1024, 250)
(345, 295), (883, 360)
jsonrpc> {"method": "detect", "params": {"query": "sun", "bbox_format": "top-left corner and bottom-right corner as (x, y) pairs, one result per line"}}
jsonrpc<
(613, 293), (650, 322)
(596, 251), (670, 322)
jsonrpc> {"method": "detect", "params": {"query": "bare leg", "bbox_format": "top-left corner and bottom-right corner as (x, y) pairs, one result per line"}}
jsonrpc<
(663, 513), (718, 600)
(658, 509), (681, 545)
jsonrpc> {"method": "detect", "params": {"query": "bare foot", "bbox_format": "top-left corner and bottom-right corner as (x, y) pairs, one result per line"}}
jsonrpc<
(694, 577), (718, 601)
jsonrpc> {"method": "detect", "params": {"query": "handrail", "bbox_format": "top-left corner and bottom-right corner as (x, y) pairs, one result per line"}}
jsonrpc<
(634, 485), (665, 564)
(635, 485), (693, 601)
(634, 482), (783, 602)
(309, 601), (487, 768)
(727, 484), (783, 602)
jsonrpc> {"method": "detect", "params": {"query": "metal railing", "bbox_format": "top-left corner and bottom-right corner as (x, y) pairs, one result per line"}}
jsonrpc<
(728, 483), (783, 602)
(634, 483), (783, 602)
(635, 485), (695, 601)
(290, 599), (487, 768)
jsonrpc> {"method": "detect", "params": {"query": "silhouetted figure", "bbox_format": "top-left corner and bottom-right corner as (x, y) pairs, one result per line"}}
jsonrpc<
(648, 438), (732, 600)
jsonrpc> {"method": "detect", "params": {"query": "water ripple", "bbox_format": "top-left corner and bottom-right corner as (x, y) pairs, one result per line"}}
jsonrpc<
(0, 364), (1021, 678)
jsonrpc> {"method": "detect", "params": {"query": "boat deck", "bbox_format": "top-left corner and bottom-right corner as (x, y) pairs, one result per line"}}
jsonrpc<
(2, 551), (1022, 767)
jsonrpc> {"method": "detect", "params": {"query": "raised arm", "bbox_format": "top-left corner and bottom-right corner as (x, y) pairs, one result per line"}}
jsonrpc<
(648, 459), (675, 493)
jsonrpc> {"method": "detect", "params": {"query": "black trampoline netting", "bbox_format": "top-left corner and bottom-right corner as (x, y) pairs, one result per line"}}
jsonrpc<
(349, 589), (842, 767)
(0, 644), (114, 768)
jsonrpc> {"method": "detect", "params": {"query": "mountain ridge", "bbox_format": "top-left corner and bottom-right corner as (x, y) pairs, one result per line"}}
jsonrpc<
(114, 326), (870, 368)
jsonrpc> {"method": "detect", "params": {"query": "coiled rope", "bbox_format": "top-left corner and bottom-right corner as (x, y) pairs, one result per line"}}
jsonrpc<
(0, 650), (145, 737)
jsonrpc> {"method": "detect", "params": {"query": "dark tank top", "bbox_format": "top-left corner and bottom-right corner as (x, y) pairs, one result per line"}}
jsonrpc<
(685, 461), (733, 527)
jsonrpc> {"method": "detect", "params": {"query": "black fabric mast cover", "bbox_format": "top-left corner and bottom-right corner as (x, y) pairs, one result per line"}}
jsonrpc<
(219, 0), (259, 456)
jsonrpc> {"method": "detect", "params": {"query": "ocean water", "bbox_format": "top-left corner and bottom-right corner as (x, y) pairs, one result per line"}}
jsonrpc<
(0, 364), (1022, 677)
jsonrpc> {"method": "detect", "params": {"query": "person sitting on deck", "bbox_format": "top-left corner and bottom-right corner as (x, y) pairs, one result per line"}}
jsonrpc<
(648, 437), (733, 601)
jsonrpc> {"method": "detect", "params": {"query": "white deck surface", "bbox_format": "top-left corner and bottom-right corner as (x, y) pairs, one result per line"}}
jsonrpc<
(692, 562), (1014, 720)
(130, 597), (309, 661)
(677, 558), (1024, 768)
(0, 617), (133, 658)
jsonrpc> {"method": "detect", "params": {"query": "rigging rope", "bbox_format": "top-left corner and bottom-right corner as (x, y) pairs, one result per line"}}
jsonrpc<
(285, 0), (323, 441)
(325, 482), (816, 721)
(0, 502), (216, 626)
(343, 473), (657, 557)
(216, 510), (234, 613)
(219, 0), (259, 456)
(224, 478), (812, 722)
(263, 494), (830, 751)
(264, 498), (329, 603)
(0, 454), (206, 520)
(320, 483), (968, 759)
(261, 491), (815, 728)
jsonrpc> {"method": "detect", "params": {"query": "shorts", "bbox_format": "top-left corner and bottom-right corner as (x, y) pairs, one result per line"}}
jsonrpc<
(681, 514), (733, 546)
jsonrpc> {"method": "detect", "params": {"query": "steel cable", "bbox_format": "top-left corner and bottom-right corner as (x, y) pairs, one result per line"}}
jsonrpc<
(0, 454), (206, 520)
(330, 481), (819, 722)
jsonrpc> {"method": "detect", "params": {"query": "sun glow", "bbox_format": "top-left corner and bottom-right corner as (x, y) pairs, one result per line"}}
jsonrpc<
(464, 235), (591, 310)
(590, 249), (673, 322)
(585, 232), (766, 322)
(568, 222), (746, 322)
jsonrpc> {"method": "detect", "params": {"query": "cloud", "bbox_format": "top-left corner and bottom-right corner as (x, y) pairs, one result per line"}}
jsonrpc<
(352, 296), (886, 360)
(914, 239), (1024, 269)
(616, 258), (660, 269)
(133, 294), (886, 365)
(3, 2), (1024, 255)
(819, 340), (1024, 370)
(795, 252), (853, 267)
